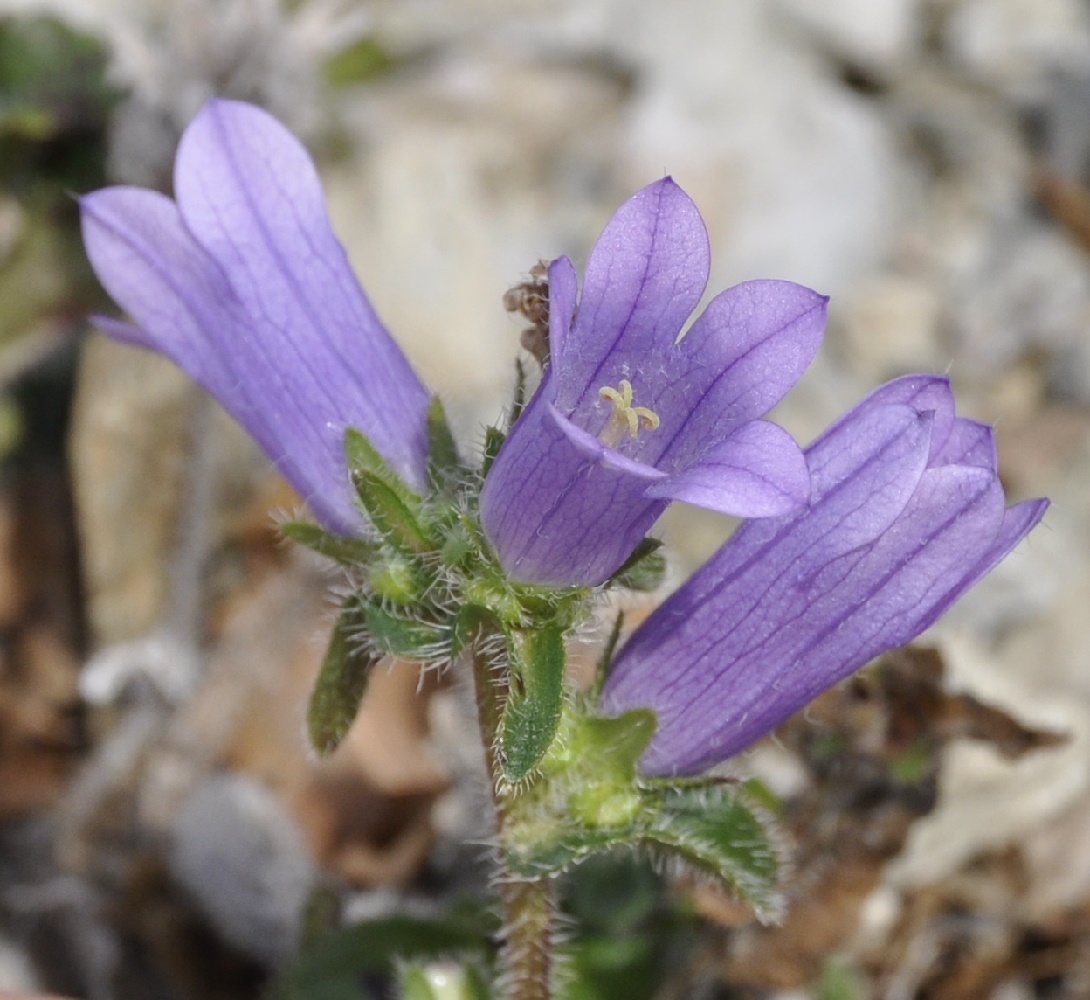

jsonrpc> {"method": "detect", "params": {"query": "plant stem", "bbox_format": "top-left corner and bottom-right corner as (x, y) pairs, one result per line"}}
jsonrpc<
(469, 631), (555, 1000)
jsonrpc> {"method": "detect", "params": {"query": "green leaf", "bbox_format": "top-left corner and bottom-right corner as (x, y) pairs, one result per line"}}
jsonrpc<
(307, 598), (378, 756)
(506, 817), (643, 878)
(344, 431), (432, 553)
(399, 965), (438, 1000)
(277, 913), (493, 1000)
(354, 467), (432, 552)
(399, 962), (487, 1000)
(426, 396), (461, 487)
(322, 34), (397, 87)
(591, 611), (625, 697)
(499, 627), (567, 782)
(279, 519), (377, 566)
(365, 602), (448, 659)
(505, 709), (657, 877)
(607, 538), (666, 592)
(817, 957), (867, 1000)
(644, 785), (782, 922)
(345, 426), (421, 497)
(481, 425), (505, 476)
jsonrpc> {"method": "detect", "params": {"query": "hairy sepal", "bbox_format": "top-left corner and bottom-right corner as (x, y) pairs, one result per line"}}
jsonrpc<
(345, 427), (431, 552)
(504, 707), (782, 921)
(365, 600), (449, 659)
(279, 519), (378, 565)
(425, 396), (461, 490)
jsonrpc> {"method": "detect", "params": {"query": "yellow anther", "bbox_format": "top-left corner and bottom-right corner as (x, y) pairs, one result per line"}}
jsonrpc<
(597, 379), (660, 448)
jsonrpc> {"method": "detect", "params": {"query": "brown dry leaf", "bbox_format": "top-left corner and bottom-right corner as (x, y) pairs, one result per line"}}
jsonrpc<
(1034, 161), (1090, 257)
(0, 467), (84, 818)
(866, 849), (1032, 999)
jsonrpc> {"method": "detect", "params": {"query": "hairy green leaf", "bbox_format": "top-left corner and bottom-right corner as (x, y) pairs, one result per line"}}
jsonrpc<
(426, 395), (461, 487)
(307, 598), (377, 756)
(644, 786), (782, 922)
(499, 626), (566, 783)
(279, 519), (377, 566)
(365, 602), (448, 659)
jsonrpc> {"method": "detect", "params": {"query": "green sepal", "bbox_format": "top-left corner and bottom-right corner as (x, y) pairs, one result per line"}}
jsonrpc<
(307, 597), (377, 756)
(426, 396), (461, 488)
(510, 356), (527, 424)
(505, 705), (781, 920)
(560, 710), (657, 787)
(345, 426), (420, 496)
(591, 610), (625, 698)
(481, 425), (505, 477)
(499, 626), (566, 783)
(279, 519), (377, 566)
(365, 601), (449, 659)
(346, 428), (431, 552)
(506, 817), (642, 878)
(646, 784), (782, 922)
(608, 537), (666, 592)
(369, 554), (428, 604)
(399, 965), (435, 1000)
(448, 604), (500, 660)
(506, 709), (656, 876)
(276, 912), (494, 1000)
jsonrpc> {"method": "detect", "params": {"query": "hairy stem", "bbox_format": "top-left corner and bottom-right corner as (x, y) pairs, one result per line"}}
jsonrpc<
(470, 632), (555, 1000)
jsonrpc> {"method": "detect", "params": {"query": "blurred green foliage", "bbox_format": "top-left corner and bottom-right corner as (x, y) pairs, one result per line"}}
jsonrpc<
(0, 14), (118, 199)
(0, 14), (119, 465)
(323, 35), (398, 88)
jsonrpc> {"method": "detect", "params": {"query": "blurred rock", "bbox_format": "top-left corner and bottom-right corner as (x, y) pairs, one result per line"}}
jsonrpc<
(617, 1), (904, 296)
(169, 773), (315, 967)
(774, 0), (922, 69)
(944, 0), (1090, 99)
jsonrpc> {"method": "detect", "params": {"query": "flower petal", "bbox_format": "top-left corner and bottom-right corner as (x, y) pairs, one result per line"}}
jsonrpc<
(648, 281), (827, 471)
(627, 463), (1007, 775)
(818, 374), (956, 464)
(479, 396), (665, 585)
(933, 418), (996, 469)
(554, 178), (710, 419)
(645, 419), (808, 517)
(80, 187), (236, 399)
(601, 404), (934, 726)
(81, 99), (433, 535)
(546, 256), (577, 365)
(956, 496), (1049, 591)
(173, 99), (431, 496)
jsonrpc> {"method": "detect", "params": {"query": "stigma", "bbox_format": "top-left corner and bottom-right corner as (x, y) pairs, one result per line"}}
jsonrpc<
(598, 379), (660, 448)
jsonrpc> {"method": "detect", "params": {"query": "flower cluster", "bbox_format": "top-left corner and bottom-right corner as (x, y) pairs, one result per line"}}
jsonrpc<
(81, 98), (1047, 781)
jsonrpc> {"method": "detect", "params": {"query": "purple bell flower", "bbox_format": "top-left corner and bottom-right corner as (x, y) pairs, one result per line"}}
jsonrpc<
(480, 179), (828, 587)
(80, 98), (431, 535)
(599, 375), (1049, 776)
